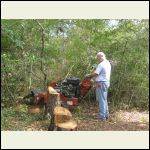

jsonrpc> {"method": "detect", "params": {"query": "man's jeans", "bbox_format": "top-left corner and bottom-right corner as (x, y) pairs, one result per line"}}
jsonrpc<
(96, 81), (110, 119)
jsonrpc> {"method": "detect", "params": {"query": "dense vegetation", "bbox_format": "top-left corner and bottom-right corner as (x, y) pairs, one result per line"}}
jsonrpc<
(1, 19), (149, 130)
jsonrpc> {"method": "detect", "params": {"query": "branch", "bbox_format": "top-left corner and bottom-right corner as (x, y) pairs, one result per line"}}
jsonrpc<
(27, 70), (43, 81)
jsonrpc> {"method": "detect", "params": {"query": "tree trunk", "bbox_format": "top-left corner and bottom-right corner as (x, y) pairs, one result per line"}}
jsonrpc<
(47, 87), (60, 131)
(47, 87), (77, 131)
(35, 20), (47, 90)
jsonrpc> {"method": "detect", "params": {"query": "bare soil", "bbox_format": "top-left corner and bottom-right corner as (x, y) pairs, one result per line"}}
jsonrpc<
(24, 101), (149, 131)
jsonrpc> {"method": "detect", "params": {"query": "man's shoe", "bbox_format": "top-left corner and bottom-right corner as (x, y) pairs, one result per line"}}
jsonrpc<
(106, 117), (109, 120)
(99, 118), (107, 121)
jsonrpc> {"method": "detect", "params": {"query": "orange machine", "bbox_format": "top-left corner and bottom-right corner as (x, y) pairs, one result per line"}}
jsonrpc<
(27, 77), (93, 110)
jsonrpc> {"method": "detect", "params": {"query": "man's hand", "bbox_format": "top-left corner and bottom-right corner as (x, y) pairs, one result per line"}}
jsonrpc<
(85, 72), (98, 79)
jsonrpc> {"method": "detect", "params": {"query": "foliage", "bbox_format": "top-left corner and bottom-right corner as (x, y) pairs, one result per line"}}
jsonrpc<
(1, 19), (149, 110)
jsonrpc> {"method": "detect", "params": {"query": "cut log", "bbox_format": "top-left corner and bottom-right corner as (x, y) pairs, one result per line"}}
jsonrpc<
(56, 119), (77, 131)
(54, 106), (72, 124)
(54, 106), (77, 131)
(28, 105), (43, 113)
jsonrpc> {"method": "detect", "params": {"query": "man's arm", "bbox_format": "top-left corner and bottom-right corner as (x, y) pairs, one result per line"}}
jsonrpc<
(86, 72), (98, 78)
(86, 64), (102, 79)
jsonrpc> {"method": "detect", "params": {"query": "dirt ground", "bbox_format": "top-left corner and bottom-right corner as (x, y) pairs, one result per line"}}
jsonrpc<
(74, 102), (149, 131)
(25, 101), (149, 131)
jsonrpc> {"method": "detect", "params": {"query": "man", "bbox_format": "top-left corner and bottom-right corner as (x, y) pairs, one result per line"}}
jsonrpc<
(86, 52), (111, 120)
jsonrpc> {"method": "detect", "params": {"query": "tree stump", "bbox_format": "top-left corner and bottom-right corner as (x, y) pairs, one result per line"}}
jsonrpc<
(47, 87), (60, 131)
(47, 86), (77, 131)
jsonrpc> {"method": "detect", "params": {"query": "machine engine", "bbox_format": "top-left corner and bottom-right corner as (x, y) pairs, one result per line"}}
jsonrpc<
(54, 77), (80, 98)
